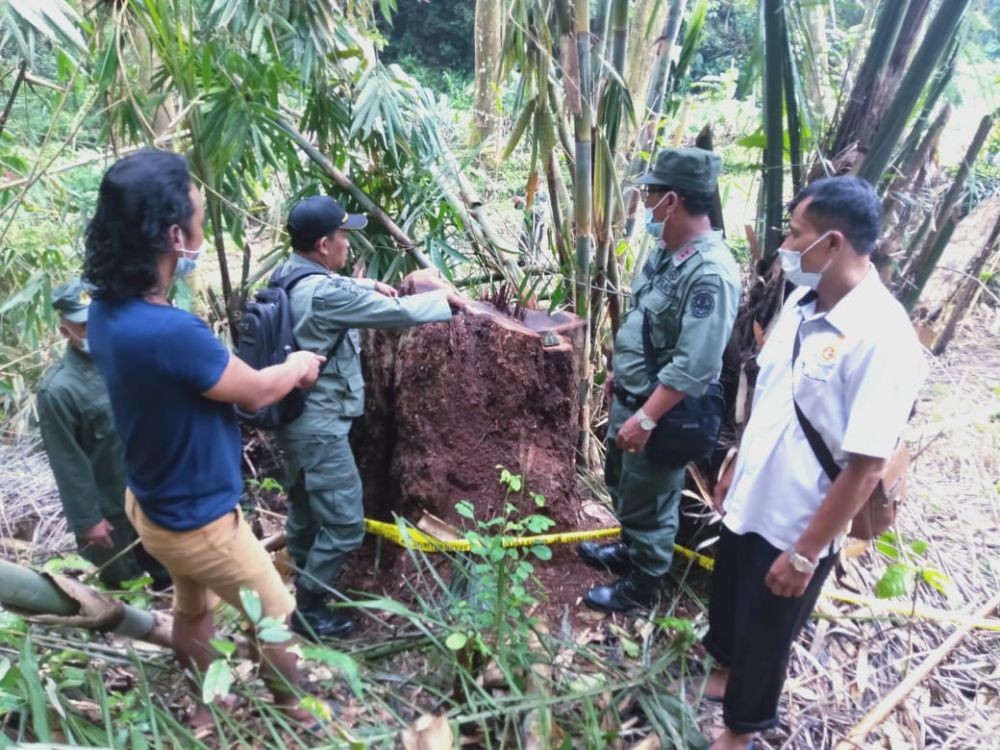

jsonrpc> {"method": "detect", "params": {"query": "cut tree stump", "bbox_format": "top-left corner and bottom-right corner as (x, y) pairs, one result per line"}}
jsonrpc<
(355, 299), (586, 533)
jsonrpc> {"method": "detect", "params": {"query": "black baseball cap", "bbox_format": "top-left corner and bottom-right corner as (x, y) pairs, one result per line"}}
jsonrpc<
(287, 196), (367, 251)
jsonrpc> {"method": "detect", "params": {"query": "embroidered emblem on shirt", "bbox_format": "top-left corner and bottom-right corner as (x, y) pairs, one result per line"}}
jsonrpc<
(691, 289), (716, 318)
(667, 265), (682, 281)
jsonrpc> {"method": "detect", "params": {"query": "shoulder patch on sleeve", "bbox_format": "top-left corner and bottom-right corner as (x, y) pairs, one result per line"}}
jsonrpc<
(689, 279), (720, 319)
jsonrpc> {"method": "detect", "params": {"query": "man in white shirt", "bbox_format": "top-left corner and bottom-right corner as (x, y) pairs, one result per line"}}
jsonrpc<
(701, 176), (925, 750)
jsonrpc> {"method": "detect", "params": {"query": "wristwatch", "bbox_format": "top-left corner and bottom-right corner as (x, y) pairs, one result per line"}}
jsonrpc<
(635, 408), (657, 431)
(787, 548), (818, 574)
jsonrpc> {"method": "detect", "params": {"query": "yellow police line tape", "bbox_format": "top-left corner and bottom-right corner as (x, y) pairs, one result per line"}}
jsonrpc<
(362, 519), (1000, 632)
(363, 518), (716, 571)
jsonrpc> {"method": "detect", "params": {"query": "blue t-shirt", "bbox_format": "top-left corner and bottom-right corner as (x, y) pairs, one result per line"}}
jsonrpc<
(88, 299), (242, 531)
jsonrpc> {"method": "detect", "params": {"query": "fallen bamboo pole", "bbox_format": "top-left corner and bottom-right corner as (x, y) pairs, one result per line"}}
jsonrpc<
(0, 559), (172, 648)
(825, 588), (1000, 632)
(835, 589), (1000, 748)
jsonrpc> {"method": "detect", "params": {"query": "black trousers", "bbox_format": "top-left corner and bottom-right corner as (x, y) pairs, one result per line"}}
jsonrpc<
(703, 526), (835, 735)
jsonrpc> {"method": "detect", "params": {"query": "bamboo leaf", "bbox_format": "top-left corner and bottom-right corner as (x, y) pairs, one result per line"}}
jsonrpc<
(503, 96), (537, 159)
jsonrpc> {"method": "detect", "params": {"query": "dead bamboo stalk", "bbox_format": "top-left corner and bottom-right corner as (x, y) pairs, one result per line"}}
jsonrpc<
(932, 207), (1000, 355)
(0, 61), (27, 141)
(836, 589), (1000, 748)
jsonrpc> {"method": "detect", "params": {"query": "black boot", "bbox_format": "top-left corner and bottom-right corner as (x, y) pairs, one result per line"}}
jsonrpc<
(291, 589), (353, 640)
(583, 569), (661, 613)
(577, 541), (632, 576)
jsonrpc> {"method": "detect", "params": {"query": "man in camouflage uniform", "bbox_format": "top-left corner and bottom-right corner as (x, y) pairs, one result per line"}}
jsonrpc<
(37, 279), (167, 588)
(578, 148), (742, 612)
(277, 196), (464, 639)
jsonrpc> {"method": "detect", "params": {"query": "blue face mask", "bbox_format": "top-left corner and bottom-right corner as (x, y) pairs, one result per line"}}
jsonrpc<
(778, 231), (832, 289)
(644, 207), (665, 240)
(643, 192), (670, 241)
(175, 240), (207, 277)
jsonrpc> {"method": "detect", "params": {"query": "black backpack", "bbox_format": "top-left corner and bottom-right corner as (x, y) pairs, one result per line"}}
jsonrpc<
(234, 267), (346, 429)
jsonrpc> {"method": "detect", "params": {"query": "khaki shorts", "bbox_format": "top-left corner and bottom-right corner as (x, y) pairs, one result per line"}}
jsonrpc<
(125, 490), (295, 620)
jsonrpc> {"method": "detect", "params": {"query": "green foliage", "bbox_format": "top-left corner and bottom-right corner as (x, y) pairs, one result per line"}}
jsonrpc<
(447, 466), (554, 684)
(688, 0), (757, 81)
(377, 0), (475, 78)
(874, 531), (953, 600)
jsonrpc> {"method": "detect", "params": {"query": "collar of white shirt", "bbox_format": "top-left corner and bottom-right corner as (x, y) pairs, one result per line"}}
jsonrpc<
(795, 265), (881, 334)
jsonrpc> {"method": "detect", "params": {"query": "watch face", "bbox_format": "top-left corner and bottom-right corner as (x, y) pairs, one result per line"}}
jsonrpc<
(792, 555), (814, 573)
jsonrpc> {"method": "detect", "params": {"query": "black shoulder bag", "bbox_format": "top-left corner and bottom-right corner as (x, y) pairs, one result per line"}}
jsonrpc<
(638, 312), (726, 467)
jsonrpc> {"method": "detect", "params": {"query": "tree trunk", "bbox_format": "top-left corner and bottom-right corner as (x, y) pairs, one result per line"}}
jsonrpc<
(900, 111), (996, 309)
(859, 0), (973, 185)
(797, 1), (829, 123)
(357, 301), (586, 535)
(472, 0), (503, 148)
(622, 1), (688, 241)
(828, 0), (911, 160)
(761, 0), (787, 258)
(591, 0), (630, 349)
(932, 209), (1000, 355)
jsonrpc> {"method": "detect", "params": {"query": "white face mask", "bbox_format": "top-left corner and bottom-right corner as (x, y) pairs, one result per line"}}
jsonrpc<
(175, 239), (208, 277)
(778, 231), (833, 289)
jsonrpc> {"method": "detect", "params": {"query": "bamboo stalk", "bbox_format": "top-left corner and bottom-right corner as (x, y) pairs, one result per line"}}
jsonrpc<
(0, 559), (172, 648)
(0, 61), (27, 141)
(761, 0), (786, 258)
(932, 208), (1000, 355)
(858, 0), (973, 184)
(901, 110), (996, 309)
(273, 116), (433, 269)
(835, 590), (1000, 748)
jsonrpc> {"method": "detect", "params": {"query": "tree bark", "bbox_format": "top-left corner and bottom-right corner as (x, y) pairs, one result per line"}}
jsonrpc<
(472, 0), (503, 147)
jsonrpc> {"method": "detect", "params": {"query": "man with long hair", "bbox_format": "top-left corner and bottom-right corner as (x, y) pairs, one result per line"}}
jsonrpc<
(84, 149), (323, 727)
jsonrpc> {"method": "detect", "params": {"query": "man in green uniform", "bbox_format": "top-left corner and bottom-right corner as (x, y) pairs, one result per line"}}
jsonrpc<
(578, 148), (742, 612)
(277, 196), (464, 639)
(37, 279), (167, 588)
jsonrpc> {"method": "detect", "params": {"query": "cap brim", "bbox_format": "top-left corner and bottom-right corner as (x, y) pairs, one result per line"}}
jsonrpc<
(635, 173), (668, 186)
(341, 213), (368, 230)
(63, 309), (88, 324)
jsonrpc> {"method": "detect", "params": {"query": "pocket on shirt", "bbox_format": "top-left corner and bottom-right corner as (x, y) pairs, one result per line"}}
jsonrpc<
(800, 336), (846, 383)
(641, 290), (680, 350)
(87, 405), (116, 442)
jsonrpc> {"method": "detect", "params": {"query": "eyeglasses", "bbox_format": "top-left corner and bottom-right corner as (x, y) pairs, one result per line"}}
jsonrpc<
(639, 186), (667, 201)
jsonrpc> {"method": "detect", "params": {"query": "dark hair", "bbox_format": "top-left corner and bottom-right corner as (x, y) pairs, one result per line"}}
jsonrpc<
(648, 185), (715, 218)
(83, 150), (195, 300)
(788, 175), (881, 255)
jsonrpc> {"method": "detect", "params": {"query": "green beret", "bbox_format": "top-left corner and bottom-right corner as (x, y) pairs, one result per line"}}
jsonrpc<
(51, 278), (90, 324)
(636, 147), (722, 194)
